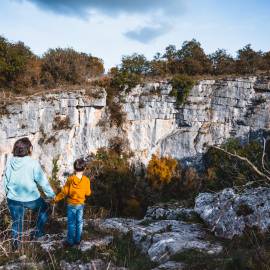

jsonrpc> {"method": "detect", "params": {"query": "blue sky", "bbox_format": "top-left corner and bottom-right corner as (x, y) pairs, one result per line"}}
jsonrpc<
(0, 0), (269, 69)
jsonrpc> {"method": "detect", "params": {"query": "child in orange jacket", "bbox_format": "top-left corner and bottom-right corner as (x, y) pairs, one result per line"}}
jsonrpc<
(53, 158), (91, 247)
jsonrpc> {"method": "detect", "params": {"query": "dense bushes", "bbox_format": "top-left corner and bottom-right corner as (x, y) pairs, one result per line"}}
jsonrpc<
(202, 138), (270, 191)
(85, 143), (143, 217)
(0, 36), (104, 93)
(41, 48), (104, 88)
(2, 35), (270, 97)
(0, 36), (40, 92)
(85, 141), (202, 218)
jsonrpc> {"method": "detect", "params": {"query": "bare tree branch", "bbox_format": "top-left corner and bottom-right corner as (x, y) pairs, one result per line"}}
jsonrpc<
(262, 138), (270, 175)
(210, 145), (270, 181)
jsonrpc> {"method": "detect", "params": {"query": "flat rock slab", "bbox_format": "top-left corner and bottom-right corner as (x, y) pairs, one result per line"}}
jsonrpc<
(151, 261), (186, 270)
(90, 218), (222, 264)
(145, 202), (196, 222)
(38, 232), (66, 251)
(37, 232), (113, 253)
(79, 236), (113, 252)
(195, 187), (270, 239)
(60, 259), (127, 270)
(0, 262), (44, 270)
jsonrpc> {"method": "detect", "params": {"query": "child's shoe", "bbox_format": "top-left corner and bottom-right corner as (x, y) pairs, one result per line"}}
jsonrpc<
(63, 241), (73, 248)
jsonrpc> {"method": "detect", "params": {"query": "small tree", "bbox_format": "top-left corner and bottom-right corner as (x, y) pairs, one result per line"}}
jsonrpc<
(236, 44), (263, 74)
(178, 39), (211, 75)
(120, 53), (150, 75)
(210, 49), (235, 75)
(49, 156), (61, 191)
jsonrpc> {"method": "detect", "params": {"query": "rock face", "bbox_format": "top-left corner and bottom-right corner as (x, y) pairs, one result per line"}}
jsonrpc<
(194, 187), (270, 239)
(1, 77), (270, 198)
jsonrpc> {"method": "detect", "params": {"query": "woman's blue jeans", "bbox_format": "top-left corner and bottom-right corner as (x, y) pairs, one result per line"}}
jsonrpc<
(7, 197), (49, 248)
(67, 204), (84, 245)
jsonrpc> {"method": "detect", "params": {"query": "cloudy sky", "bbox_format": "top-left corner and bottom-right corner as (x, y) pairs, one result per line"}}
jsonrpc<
(0, 0), (269, 69)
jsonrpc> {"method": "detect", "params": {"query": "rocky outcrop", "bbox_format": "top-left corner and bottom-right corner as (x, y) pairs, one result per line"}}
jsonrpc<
(144, 202), (196, 221)
(1, 77), (270, 198)
(194, 187), (270, 239)
(90, 217), (222, 264)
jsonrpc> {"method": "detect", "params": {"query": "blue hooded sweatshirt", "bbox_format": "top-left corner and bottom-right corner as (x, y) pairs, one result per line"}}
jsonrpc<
(3, 156), (55, 202)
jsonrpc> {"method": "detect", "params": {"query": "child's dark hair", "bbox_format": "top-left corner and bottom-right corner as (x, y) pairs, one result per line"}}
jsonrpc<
(13, 137), (33, 157)
(74, 158), (86, 172)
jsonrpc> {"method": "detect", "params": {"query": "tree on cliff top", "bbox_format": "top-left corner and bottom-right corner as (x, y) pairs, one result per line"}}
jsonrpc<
(41, 48), (104, 88)
(236, 44), (264, 74)
(0, 36), (40, 92)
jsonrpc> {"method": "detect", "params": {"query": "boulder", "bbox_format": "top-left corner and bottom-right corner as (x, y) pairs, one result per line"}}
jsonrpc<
(195, 187), (270, 239)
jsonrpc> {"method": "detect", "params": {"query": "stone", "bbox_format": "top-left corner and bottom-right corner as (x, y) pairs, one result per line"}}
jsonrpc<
(194, 187), (270, 239)
(38, 232), (66, 251)
(144, 202), (196, 222)
(79, 236), (113, 252)
(89, 218), (141, 235)
(91, 218), (222, 264)
(0, 262), (44, 270)
(37, 232), (113, 253)
(60, 259), (127, 270)
(151, 261), (186, 270)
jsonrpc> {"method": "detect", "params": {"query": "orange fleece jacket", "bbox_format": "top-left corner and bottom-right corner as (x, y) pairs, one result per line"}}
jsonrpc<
(54, 175), (91, 205)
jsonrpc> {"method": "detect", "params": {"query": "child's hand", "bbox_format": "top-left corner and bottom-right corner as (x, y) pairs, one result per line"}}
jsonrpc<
(50, 197), (56, 205)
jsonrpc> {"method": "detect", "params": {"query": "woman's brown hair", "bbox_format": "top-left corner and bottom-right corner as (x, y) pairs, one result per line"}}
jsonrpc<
(13, 137), (33, 157)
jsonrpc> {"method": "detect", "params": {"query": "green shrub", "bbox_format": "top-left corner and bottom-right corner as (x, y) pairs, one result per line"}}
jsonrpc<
(49, 156), (61, 191)
(110, 67), (142, 92)
(203, 138), (270, 191)
(120, 53), (150, 75)
(170, 74), (196, 106)
(95, 68), (141, 127)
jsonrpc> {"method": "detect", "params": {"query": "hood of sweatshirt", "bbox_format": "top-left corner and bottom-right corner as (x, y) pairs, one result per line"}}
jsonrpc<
(9, 156), (30, 171)
(70, 175), (85, 189)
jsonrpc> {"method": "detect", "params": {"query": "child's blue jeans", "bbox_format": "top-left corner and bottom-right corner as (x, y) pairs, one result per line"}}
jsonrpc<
(67, 204), (84, 245)
(7, 197), (49, 248)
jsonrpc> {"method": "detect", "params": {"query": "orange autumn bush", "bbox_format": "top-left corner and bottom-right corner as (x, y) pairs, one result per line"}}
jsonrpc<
(146, 154), (178, 188)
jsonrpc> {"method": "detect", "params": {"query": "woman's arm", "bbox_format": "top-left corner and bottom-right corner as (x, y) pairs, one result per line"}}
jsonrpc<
(3, 159), (10, 196)
(34, 161), (55, 199)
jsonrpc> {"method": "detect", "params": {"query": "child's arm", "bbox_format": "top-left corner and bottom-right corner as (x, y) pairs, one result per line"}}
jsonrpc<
(53, 178), (70, 203)
(85, 177), (91, 197)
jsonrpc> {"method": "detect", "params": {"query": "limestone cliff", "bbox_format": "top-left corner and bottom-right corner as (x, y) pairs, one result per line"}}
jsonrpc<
(1, 77), (270, 198)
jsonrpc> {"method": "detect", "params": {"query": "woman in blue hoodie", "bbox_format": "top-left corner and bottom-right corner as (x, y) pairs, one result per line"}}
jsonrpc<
(3, 137), (55, 250)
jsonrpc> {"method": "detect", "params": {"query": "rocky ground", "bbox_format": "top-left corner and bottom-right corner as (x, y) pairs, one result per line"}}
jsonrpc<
(1, 187), (270, 269)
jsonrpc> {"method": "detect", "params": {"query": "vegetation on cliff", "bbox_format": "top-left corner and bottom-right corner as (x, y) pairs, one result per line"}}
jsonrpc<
(1, 36), (270, 96)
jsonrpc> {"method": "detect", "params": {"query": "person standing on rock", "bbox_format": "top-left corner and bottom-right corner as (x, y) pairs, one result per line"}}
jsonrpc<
(3, 137), (55, 250)
(52, 158), (91, 247)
